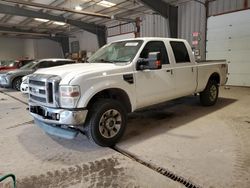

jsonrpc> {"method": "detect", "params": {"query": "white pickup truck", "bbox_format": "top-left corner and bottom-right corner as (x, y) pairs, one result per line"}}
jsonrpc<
(28, 37), (228, 147)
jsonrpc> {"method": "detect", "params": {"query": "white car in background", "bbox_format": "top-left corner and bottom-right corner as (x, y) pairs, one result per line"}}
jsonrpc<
(20, 75), (29, 94)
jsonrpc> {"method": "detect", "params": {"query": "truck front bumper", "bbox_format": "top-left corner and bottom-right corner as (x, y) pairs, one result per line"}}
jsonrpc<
(29, 104), (88, 139)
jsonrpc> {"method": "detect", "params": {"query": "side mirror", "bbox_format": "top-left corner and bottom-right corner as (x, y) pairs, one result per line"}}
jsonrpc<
(137, 52), (162, 70)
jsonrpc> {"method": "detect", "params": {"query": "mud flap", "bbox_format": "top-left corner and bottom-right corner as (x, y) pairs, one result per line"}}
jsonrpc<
(34, 119), (79, 139)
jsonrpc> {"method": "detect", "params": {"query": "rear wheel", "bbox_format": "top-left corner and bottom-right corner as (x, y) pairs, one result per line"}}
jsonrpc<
(85, 99), (127, 147)
(12, 77), (22, 91)
(200, 80), (219, 106)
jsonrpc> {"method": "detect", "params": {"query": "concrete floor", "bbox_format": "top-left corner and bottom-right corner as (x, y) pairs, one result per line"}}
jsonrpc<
(0, 86), (249, 188)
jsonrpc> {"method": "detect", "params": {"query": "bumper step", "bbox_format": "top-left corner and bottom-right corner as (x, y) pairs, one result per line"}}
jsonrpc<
(34, 119), (79, 139)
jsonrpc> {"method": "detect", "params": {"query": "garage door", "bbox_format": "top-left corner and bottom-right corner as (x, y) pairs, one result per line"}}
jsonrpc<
(206, 9), (250, 86)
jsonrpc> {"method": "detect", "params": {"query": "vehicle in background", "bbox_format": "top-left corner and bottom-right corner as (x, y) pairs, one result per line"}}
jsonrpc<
(0, 59), (75, 91)
(28, 38), (228, 147)
(0, 59), (33, 72)
(20, 75), (29, 94)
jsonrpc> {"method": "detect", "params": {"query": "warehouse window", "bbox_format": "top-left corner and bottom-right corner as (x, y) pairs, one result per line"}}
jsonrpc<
(140, 41), (169, 64)
(170, 41), (190, 63)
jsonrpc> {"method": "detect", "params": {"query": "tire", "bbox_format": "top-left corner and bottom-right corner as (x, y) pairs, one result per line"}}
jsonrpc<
(85, 99), (127, 147)
(200, 80), (219, 106)
(12, 77), (22, 91)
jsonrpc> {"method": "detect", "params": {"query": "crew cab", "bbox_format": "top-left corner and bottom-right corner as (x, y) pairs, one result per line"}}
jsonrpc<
(28, 38), (228, 147)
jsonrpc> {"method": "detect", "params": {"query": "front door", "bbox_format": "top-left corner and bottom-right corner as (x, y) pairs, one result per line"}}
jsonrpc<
(135, 41), (175, 109)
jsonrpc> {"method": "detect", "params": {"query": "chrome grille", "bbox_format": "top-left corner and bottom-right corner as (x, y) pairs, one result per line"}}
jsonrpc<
(28, 74), (61, 107)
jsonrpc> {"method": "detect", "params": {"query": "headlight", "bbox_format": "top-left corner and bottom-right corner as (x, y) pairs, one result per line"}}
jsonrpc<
(59, 85), (80, 108)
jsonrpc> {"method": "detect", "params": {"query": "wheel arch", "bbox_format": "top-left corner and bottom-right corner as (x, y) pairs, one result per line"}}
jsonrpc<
(12, 76), (23, 88)
(86, 88), (132, 113)
(208, 72), (220, 85)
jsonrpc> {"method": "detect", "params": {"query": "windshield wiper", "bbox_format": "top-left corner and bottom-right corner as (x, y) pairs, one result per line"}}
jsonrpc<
(93, 59), (114, 63)
(94, 59), (129, 63)
(112, 60), (129, 63)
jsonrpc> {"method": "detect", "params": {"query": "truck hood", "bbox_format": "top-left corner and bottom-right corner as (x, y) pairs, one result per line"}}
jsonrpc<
(34, 63), (126, 84)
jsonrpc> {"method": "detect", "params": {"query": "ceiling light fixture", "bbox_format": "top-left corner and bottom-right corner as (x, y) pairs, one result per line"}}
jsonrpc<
(34, 18), (49, 22)
(97, 0), (116, 8)
(74, 5), (82, 11)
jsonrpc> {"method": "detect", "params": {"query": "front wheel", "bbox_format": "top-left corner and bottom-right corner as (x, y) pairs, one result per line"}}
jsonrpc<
(200, 80), (219, 106)
(85, 99), (127, 147)
(12, 77), (22, 91)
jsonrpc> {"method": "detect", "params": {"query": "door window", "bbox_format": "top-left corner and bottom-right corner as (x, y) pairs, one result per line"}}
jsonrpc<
(58, 61), (75, 66)
(37, 61), (50, 68)
(170, 41), (190, 63)
(140, 41), (169, 64)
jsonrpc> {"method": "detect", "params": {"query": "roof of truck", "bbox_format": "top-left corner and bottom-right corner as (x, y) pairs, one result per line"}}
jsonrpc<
(112, 37), (187, 43)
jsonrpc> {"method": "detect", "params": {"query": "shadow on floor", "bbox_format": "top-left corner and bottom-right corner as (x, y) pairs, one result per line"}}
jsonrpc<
(122, 96), (237, 142)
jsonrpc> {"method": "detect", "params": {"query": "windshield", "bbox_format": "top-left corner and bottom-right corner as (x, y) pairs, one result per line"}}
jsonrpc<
(20, 61), (38, 69)
(88, 40), (143, 63)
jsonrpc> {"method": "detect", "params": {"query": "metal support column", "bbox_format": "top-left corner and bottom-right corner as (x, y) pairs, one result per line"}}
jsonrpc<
(140, 0), (178, 38)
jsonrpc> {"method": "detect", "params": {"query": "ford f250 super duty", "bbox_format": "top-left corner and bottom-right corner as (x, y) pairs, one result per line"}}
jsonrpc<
(28, 37), (228, 147)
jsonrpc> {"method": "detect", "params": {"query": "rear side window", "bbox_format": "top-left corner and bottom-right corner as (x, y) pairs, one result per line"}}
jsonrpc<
(170, 41), (190, 63)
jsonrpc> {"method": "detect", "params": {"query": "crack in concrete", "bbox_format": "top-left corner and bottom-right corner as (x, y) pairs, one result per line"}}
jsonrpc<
(6, 120), (34, 130)
(0, 90), (28, 105)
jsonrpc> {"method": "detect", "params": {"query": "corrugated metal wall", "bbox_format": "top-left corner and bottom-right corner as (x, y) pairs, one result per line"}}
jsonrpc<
(140, 14), (169, 37)
(178, 0), (206, 59)
(107, 14), (169, 38)
(208, 0), (250, 16)
(106, 0), (250, 60)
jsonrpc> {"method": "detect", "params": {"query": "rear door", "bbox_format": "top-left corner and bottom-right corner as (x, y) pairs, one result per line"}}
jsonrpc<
(135, 41), (175, 108)
(169, 41), (197, 97)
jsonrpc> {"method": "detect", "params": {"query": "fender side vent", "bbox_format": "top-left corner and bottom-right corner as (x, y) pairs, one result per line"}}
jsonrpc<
(123, 74), (134, 84)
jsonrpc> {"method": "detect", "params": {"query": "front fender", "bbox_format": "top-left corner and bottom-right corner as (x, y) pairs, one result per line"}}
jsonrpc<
(76, 79), (136, 111)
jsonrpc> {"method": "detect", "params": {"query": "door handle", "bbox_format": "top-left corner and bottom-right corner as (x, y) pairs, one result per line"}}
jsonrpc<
(191, 67), (194, 72)
(166, 69), (173, 74)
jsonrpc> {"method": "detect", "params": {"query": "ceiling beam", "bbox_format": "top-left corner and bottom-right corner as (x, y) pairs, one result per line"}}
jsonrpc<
(0, 0), (34, 24)
(0, 26), (68, 37)
(19, 0), (66, 26)
(0, 3), (107, 46)
(140, 0), (178, 38)
(1, 0), (112, 19)
(139, 0), (171, 19)
(0, 25), (70, 56)
(0, 23), (67, 33)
